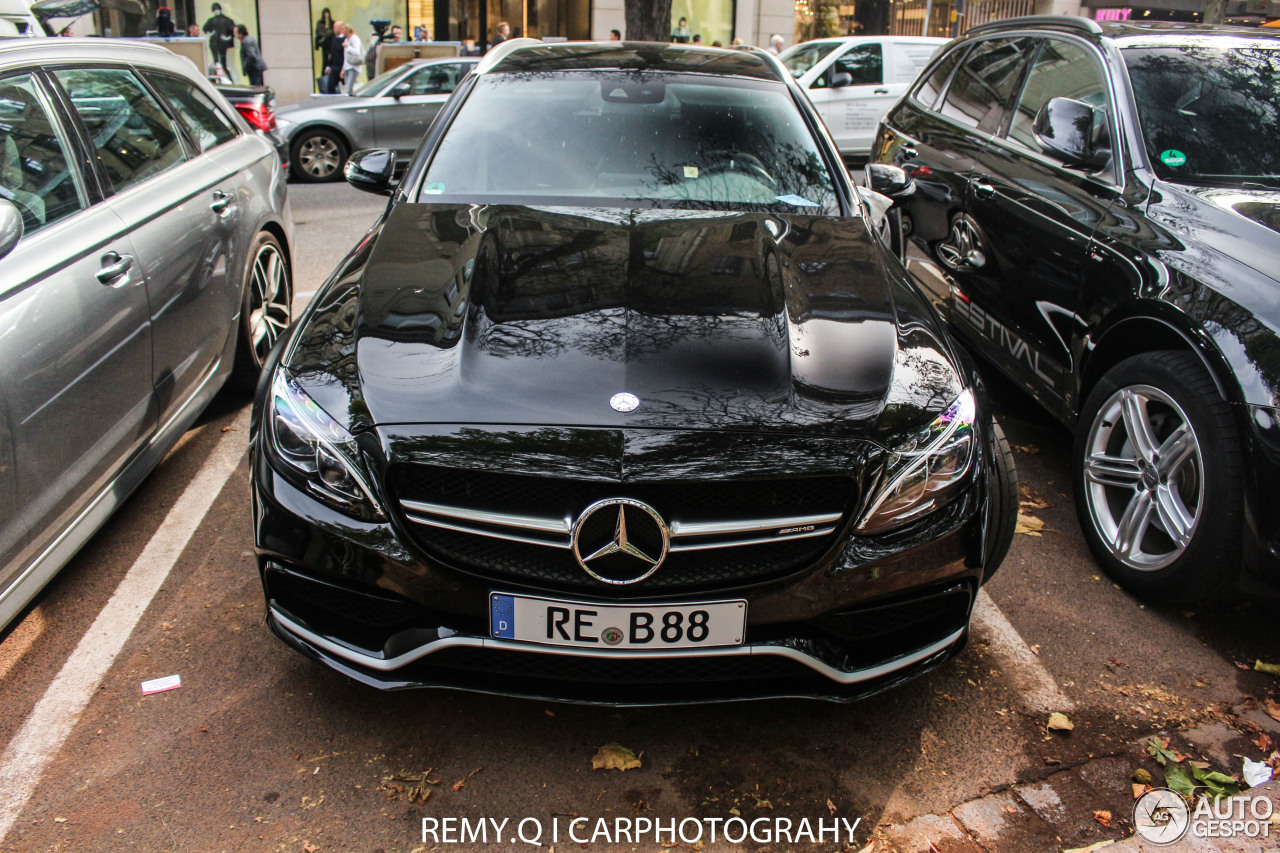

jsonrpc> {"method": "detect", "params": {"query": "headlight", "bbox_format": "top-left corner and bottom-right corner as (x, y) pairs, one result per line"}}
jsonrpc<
(856, 389), (977, 535)
(266, 369), (386, 521)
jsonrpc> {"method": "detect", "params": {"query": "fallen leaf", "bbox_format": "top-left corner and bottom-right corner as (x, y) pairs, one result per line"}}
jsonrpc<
(1146, 736), (1179, 766)
(1018, 487), (1051, 510)
(1256, 733), (1275, 753)
(1165, 765), (1195, 799)
(1016, 512), (1045, 536)
(827, 798), (838, 815)
(1012, 443), (1040, 455)
(53, 817), (67, 824)
(303, 845), (318, 853)
(1256, 660), (1280, 677)
(1265, 698), (1280, 723)
(1093, 810), (1112, 828)
(592, 744), (641, 771)
(1132, 783), (1148, 799)
(1047, 712), (1074, 732)
(1029, 644), (1041, 655)
(221, 425), (238, 432)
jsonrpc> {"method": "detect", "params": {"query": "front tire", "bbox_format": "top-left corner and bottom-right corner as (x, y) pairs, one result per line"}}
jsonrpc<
(291, 128), (348, 183)
(983, 418), (1018, 580)
(1072, 351), (1241, 603)
(231, 232), (292, 392)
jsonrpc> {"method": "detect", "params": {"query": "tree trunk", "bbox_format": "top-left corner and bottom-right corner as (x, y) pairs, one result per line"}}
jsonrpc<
(625, 0), (673, 42)
(1202, 0), (1227, 24)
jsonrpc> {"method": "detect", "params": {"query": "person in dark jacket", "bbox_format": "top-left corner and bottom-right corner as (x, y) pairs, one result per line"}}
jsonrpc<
(203, 3), (236, 79)
(236, 24), (267, 86)
(323, 21), (346, 94)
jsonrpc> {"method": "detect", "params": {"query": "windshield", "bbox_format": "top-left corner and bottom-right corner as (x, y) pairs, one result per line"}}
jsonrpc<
(1123, 41), (1280, 187)
(353, 64), (412, 97)
(418, 71), (840, 213)
(780, 42), (841, 78)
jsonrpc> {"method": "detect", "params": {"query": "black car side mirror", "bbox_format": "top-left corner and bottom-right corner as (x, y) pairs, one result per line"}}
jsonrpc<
(0, 199), (23, 261)
(829, 70), (853, 89)
(865, 163), (916, 206)
(389, 81), (412, 99)
(1034, 97), (1110, 171)
(344, 148), (396, 195)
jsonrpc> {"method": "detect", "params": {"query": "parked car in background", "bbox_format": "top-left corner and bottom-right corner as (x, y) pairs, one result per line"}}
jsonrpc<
(274, 56), (477, 182)
(215, 82), (288, 167)
(250, 40), (1018, 704)
(875, 16), (1280, 603)
(0, 37), (294, 631)
(779, 35), (949, 158)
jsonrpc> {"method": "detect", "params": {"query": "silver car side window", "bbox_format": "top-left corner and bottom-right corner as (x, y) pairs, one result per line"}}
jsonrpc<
(0, 74), (85, 236)
(144, 72), (238, 153)
(52, 67), (187, 195)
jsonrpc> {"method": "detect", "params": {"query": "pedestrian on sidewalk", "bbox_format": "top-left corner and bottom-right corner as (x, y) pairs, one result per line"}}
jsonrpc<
(236, 25), (267, 86)
(323, 21), (345, 93)
(341, 23), (363, 94)
(203, 3), (236, 80)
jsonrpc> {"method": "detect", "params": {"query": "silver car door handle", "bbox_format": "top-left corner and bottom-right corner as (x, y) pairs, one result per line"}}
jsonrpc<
(96, 251), (134, 286)
(971, 181), (996, 199)
(210, 190), (232, 214)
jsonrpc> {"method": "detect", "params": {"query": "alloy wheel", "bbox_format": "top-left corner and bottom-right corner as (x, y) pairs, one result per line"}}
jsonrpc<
(1082, 384), (1203, 571)
(297, 135), (341, 179)
(937, 214), (986, 270)
(248, 242), (291, 365)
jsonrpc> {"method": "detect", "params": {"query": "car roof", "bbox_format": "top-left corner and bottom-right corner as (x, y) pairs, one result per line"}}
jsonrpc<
(481, 41), (787, 83)
(964, 14), (1280, 44)
(0, 36), (197, 74)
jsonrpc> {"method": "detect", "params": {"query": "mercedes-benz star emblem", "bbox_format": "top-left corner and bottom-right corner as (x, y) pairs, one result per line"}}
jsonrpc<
(610, 392), (640, 413)
(571, 498), (669, 585)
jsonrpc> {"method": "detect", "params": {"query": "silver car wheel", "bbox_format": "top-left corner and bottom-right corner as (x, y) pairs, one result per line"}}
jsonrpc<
(297, 134), (342, 179)
(1082, 384), (1203, 571)
(248, 242), (291, 364)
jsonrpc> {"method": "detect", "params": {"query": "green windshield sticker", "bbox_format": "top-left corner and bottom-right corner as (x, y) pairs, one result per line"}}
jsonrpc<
(1159, 149), (1187, 168)
(424, 181), (446, 194)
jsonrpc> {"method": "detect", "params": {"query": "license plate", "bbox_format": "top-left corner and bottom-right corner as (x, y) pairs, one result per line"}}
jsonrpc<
(489, 593), (746, 651)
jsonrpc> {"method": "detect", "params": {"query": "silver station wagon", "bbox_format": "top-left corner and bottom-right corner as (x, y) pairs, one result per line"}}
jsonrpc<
(0, 38), (293, 630)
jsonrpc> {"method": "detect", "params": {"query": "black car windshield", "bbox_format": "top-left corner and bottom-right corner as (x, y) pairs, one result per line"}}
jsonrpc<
(418, 71), (840, 213)
(1123, 41), (1280, 187)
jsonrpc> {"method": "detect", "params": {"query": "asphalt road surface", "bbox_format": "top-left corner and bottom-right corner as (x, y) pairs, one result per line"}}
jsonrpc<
(0, 182), (1276, 853)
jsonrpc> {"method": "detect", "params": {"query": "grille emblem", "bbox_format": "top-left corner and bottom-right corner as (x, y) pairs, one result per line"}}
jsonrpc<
(571, 498), (669, 585)
(610, 392), (640, 413)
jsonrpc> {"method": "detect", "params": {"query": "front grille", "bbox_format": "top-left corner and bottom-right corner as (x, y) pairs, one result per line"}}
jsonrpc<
(389, 465), (854, 592)
(419, 646), (807, 683)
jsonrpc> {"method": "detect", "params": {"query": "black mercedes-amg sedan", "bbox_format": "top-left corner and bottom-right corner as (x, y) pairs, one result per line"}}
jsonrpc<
(249, 40), (1017, 704)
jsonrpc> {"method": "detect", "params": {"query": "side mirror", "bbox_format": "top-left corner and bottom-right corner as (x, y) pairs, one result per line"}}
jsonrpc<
(344, 148), (396, 195)
(1034, 97), (1109, 170)
(829, 70), (853, 89)
(864, 163), (916, 206)
(0, 199), (23, 260)
(389, 81), (411, 99)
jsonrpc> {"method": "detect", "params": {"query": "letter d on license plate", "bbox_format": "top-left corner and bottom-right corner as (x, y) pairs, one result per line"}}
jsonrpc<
(490, 593), (745, 650)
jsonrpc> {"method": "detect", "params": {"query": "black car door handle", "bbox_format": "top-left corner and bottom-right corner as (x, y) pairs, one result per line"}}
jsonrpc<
(971, 181), (996, 199)
(210, 190), (232, 214)
(900, 146), (919, 161)
(96, 251), (134, 286)
(873, 88), (889, 94)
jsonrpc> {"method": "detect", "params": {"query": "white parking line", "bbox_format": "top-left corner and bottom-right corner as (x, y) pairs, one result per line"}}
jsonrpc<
(972, 589), (1075, 715)
(0, 409), (250, 843)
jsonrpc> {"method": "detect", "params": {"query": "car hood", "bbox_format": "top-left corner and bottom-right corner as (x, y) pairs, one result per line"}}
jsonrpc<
(285, 203), (961, 439)
(1150, 182), (1280, 283)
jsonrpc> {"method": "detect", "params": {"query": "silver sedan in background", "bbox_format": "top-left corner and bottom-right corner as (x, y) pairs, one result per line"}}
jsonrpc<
(0, 37), (293, 631)
(276, 57), (477, 182)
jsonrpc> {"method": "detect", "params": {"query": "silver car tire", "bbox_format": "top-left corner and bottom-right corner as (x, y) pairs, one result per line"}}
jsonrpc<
(1072, 351), (1242, 603)
(232, 232), (292, 390)
(291, 128), (348, 183)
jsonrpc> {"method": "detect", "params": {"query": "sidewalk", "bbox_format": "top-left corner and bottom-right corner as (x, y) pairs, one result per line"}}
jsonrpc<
(871, 702), (1280, 853)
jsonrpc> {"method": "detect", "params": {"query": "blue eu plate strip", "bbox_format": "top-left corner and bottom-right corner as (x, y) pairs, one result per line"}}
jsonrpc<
(490, 594), (515, 639)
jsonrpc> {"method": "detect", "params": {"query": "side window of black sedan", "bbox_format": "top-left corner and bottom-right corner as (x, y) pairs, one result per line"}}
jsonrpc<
(939, 37), (1036, 133)
(1007, 39), (1113, 174)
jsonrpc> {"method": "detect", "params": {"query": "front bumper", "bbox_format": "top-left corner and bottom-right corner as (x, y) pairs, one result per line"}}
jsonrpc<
(251, 435), (992, 703)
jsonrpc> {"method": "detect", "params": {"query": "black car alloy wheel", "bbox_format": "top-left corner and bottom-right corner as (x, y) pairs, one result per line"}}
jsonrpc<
(1073, 351), (1242, 602)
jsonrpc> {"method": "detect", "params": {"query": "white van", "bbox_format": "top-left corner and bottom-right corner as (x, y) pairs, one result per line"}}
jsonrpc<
(0, 0), (42, 37)
(779, 36), (950, 158)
